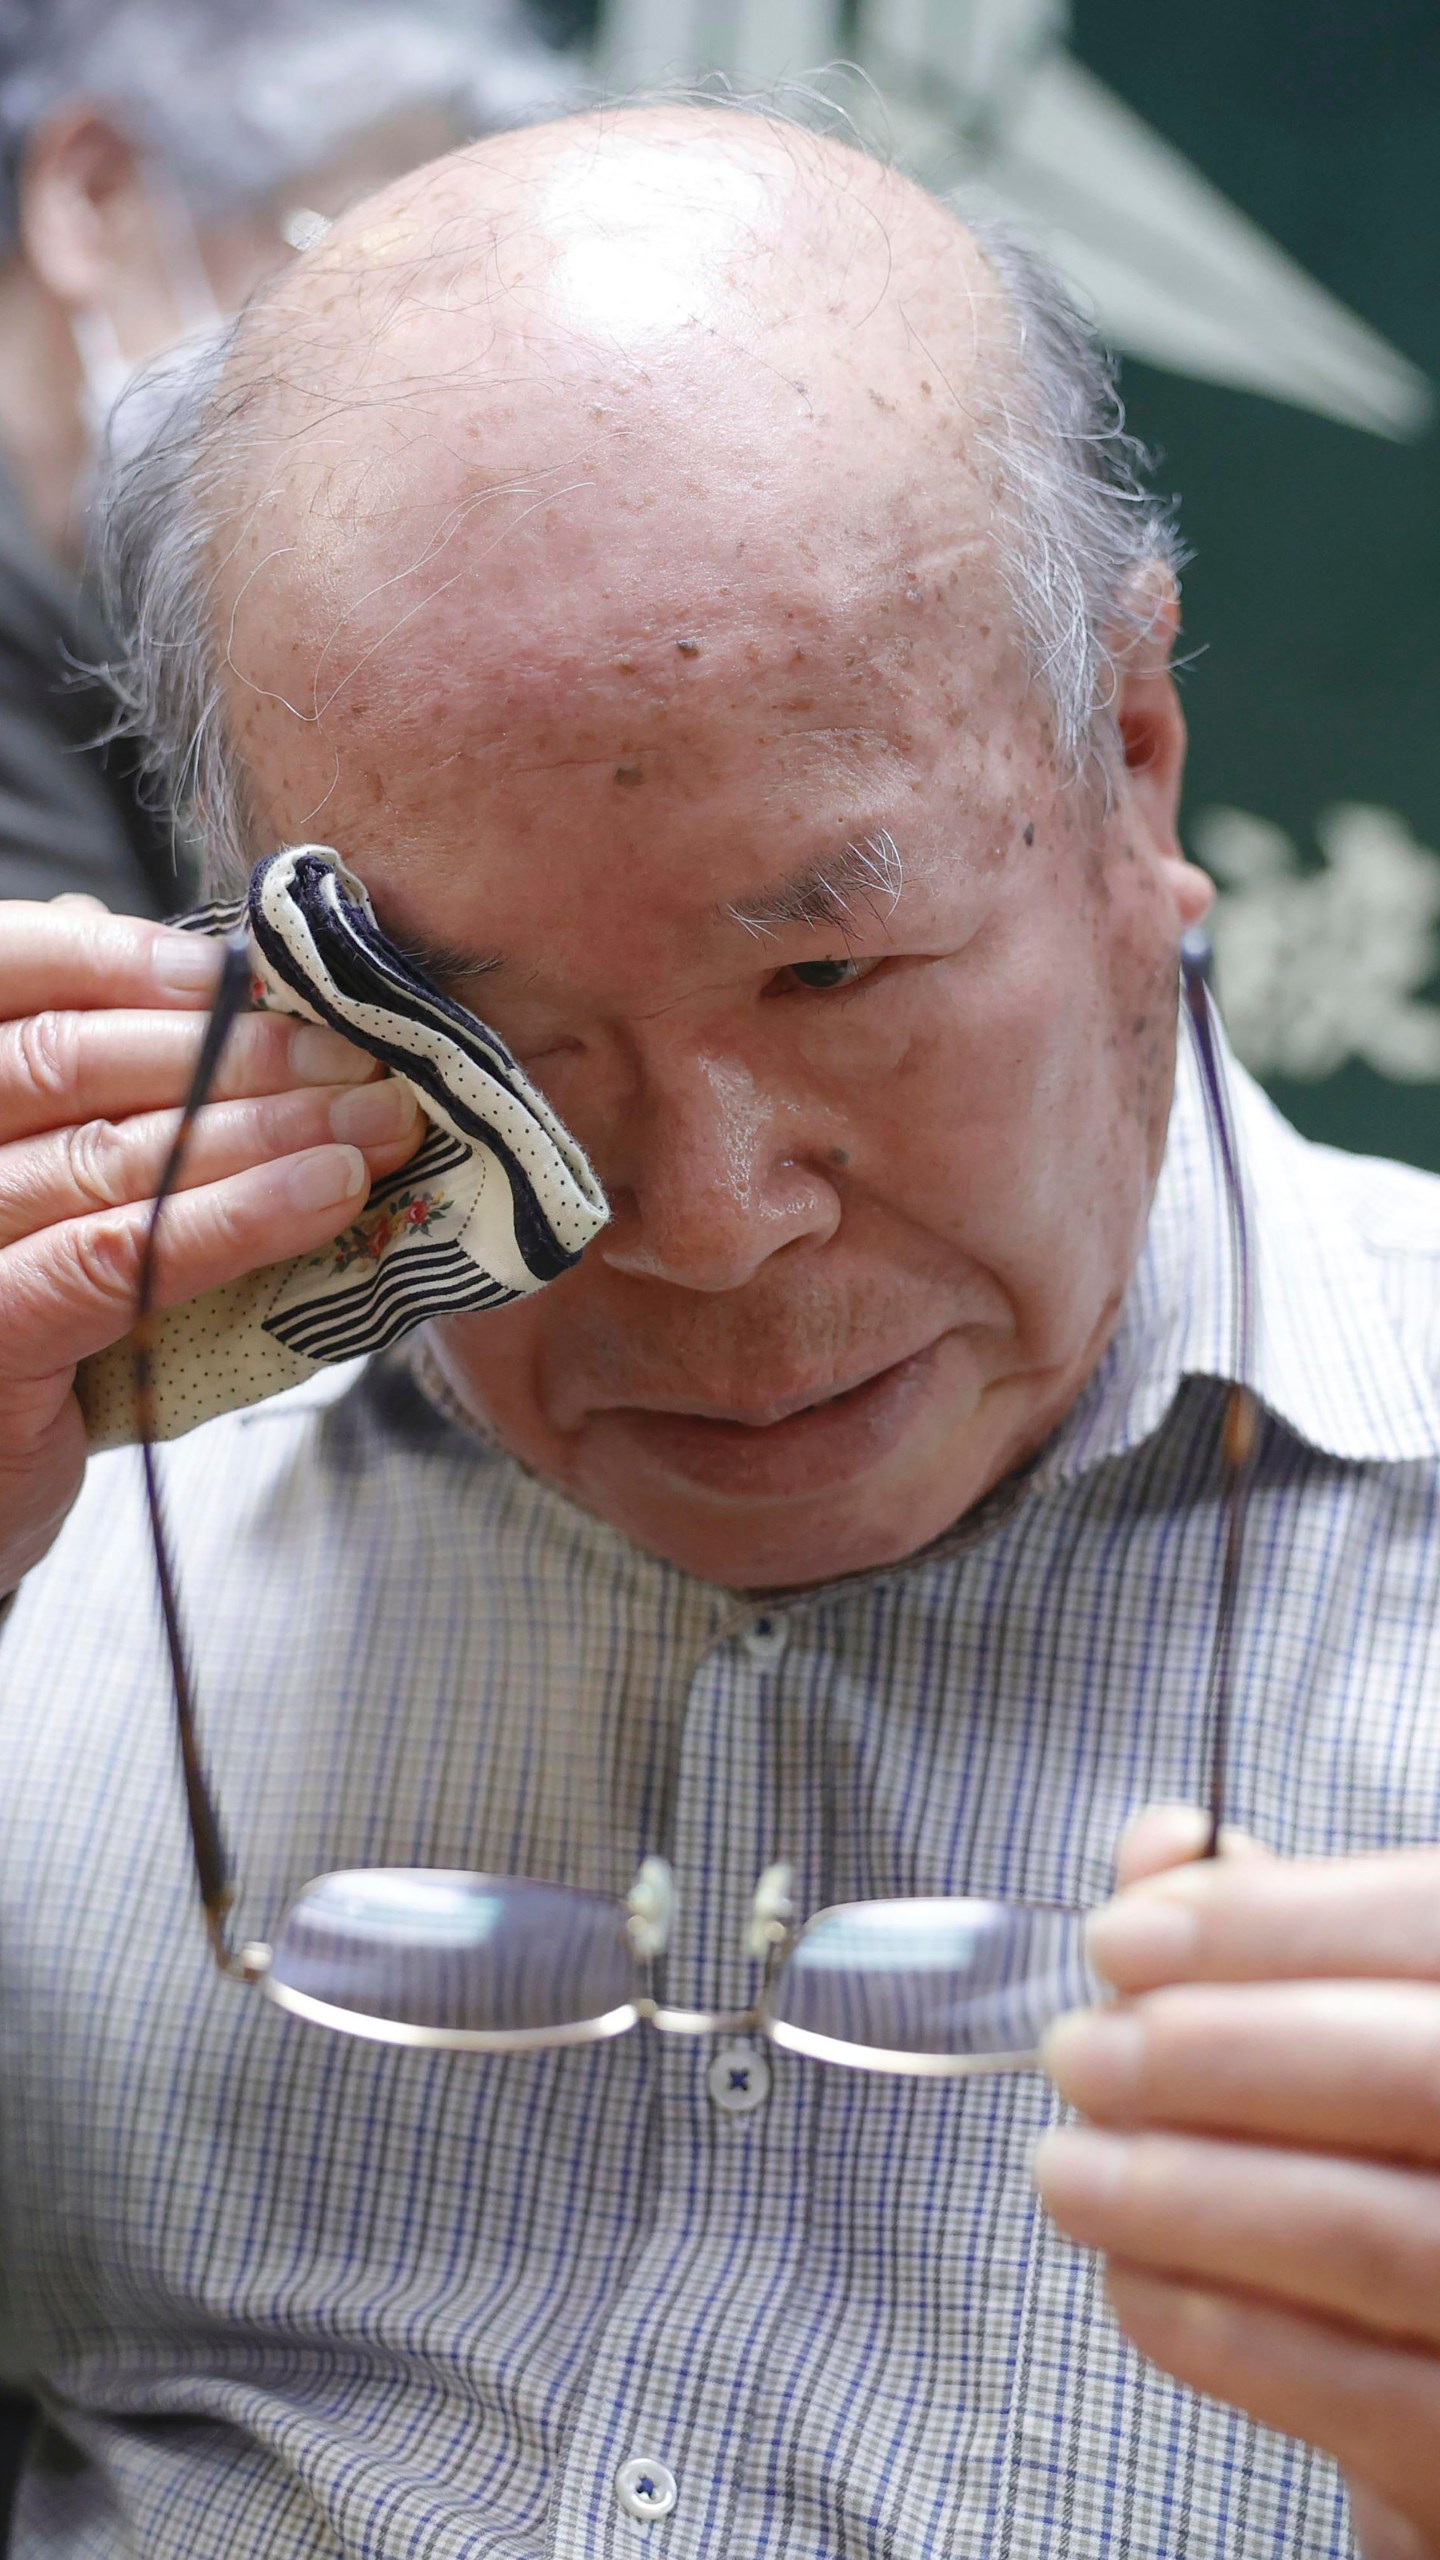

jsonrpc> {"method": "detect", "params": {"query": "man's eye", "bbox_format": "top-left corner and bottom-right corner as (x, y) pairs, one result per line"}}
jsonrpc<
(775, 956), (880, 994)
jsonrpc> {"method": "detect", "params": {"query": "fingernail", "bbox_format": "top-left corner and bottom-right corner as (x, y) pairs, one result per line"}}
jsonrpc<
(328, 1078), (420, 1144)
(1115, 1801), (1211, 1874)
(153, 933), (222, 994)
(1107, 2266), (1227, 2349)
(286, 1145), (367, 1211)
(1032, 2123), (1130, 2218)
(1040, 2007), (1146, 2109)
(1086, 1889), (1200, 1986)
(290, 1025), (374, 1084)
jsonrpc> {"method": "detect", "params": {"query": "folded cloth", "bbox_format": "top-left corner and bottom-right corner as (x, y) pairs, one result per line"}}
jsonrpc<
(76, 845), (609, 1449)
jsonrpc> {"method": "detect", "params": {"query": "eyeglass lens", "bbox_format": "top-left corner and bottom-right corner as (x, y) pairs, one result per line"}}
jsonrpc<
(762, 1901), (1095, 2068)
(269, 1871), (640, 2044)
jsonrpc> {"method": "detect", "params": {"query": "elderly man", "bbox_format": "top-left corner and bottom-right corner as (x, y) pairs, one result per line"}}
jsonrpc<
(0, 105), (1438, 2560)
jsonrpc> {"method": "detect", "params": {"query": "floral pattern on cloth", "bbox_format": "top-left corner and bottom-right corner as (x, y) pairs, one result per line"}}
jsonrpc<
(331, 1188), (453, 1272)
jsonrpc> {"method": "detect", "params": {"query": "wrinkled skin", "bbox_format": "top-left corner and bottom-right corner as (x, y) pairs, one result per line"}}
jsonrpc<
(220, 111), (1207, 1592)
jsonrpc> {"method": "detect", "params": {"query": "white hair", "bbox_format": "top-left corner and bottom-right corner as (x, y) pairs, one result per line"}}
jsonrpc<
(95, 116), (1181, 894)
(0, 0), (571, 248)
(966, 213), (1183, 771)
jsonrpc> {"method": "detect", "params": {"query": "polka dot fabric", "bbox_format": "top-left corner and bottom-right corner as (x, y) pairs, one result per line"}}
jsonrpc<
(75, 846), (609, 1448)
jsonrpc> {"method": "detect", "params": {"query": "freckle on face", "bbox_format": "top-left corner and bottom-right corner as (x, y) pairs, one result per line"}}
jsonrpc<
(218, 163), (1192, 1589)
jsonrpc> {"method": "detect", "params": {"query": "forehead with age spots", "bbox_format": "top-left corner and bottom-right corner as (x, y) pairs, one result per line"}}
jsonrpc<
(208, 108), (1030, 853)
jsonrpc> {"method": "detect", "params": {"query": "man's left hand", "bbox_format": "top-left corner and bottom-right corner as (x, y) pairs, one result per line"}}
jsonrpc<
(1033, 1808), (1440, 2559)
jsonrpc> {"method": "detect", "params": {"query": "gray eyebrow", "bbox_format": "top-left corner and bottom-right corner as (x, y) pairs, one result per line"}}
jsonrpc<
(370, 828), (906, 991)
(723, 831), (904, 939)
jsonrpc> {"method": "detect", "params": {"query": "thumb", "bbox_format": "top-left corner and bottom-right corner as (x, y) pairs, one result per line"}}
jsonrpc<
(1113, 1800), (1273, 1891)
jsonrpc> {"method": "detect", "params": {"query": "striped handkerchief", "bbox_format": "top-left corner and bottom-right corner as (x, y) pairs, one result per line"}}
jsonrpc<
(76, 846), (609, 1448)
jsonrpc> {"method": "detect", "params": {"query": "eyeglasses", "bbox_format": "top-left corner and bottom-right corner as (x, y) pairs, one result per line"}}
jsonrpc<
(138, 924), (1255, 2075)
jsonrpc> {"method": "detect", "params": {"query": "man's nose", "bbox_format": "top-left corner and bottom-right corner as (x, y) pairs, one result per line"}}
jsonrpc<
(596, 1051), (841, 1292)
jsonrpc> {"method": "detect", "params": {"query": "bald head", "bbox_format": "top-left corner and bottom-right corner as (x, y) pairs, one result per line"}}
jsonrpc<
(206, 113), (1007, 835)
(101, 101), (1176, 879)
(98, 101), (1206, 1588)
(240, 102), (1000, 437)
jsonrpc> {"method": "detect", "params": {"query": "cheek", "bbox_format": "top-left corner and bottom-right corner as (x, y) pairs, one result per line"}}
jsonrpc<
(829, 947), (1100, 1171)
(1093, 869), (1186, 1164)
(435, 1293), (579, 1471)
(831, 943), (1164, 1315)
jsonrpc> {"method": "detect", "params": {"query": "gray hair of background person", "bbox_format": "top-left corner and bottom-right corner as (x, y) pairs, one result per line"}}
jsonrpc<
(0, 0), (573, 251)
(94, 117), (1183, 893)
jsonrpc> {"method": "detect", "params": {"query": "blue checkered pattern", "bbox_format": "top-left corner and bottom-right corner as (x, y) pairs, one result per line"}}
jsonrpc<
(2, 1043), (1438, 2559)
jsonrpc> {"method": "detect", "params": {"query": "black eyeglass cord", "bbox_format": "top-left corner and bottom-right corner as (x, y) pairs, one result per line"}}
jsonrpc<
(137, 926), (1257, 1963)
(135, 928), (252, 1962)
(1179, 928), (1260, 1862)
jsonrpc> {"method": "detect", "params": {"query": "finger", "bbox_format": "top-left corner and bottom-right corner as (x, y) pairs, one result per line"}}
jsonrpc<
(0, 1076), (423, 1247)
(1114, 1802), (1271, 1889)
(1042, 1980), (1440, 2161)
(0, 1143), (374, 1380)
(1034, 2123), (1440, 2350)
(1085, 1846), (1440, 1996)
(0, 1008), (377, 1145)
(1104, 2265), (1440, 2546)
(1347, 2480), (1440, 2560)
(0, 901), (225, 1017)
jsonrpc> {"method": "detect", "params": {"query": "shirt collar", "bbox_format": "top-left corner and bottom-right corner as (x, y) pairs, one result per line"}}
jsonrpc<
(1036, 1017), (1440, 1484)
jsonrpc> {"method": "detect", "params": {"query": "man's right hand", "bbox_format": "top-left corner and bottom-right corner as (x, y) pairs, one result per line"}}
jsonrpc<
(0, 897), (425, 1597)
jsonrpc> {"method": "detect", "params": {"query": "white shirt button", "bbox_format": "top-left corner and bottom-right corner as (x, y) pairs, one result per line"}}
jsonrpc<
(741, 1614), (787, 1665)
(707, 2039), (772, 2115)
(616, 2456), (678, 2521)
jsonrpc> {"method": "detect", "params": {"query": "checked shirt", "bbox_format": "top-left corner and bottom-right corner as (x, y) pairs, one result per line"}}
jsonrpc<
(2, 1040), (1439, 2559)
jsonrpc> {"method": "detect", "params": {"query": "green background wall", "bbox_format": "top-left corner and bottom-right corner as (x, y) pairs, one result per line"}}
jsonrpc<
(1073, 0), (1440, 1170)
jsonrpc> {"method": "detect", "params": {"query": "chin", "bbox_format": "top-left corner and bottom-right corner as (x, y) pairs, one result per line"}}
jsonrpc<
(549, 1338), (1013, 1585)
(575, 1467), (969, 1590)
(565, 1400), (1005, 1587)
(441, 1323), (1044, 1586)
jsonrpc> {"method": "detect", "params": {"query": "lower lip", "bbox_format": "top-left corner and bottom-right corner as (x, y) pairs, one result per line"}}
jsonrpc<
(596, 1348), (940, 1503)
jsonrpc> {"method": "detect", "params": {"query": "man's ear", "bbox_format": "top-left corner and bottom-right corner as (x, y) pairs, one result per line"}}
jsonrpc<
(1112, 570), (1186, 823)
(18, 106), (148, 311)
(1110, 568), (1212, 928)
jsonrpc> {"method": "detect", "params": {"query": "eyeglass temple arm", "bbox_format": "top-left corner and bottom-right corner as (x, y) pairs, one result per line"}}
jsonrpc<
(139, 937), (1255, 1943)
(135, 930), (253, 1968)
(1179, 931), (1259, 1863)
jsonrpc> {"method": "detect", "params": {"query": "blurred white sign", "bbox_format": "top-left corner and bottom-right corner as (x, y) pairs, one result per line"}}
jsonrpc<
(1198, 804), (1440, 1082)
(595, 0), (1432, 439)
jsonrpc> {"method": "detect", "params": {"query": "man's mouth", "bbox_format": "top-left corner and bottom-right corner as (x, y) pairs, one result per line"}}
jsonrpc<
(591, 1344), (943, 1504)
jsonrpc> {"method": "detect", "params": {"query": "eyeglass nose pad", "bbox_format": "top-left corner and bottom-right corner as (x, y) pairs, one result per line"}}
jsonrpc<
(744, 1861), (795, 1963)
(626, 1855), (677, 1959)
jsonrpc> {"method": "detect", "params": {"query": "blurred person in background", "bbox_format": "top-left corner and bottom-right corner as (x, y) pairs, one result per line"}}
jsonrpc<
(0, 0), (571, 917)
